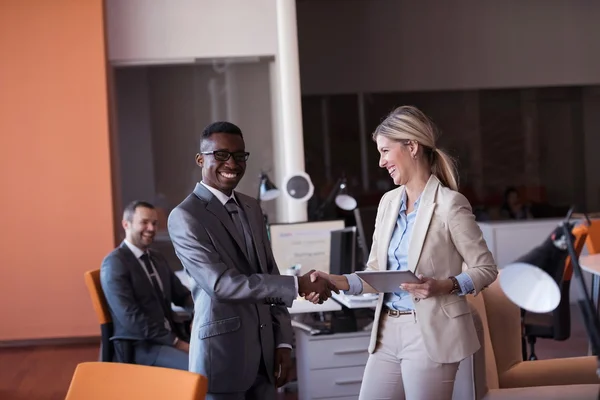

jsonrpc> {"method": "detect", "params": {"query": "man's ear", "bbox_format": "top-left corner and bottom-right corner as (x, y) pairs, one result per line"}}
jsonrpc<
(195, 153), (203, 167)
(122, 219), (129, 231)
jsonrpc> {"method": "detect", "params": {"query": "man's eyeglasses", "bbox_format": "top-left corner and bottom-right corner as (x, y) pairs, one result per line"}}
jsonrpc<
(200, 150), (250, 162)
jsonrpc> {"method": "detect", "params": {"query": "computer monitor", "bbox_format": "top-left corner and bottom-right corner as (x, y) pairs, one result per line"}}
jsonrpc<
(329, 227), (357, 276)
(353, 206), (378, 265)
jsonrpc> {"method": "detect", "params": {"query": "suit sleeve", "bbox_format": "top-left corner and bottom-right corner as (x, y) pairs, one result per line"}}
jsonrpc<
(100, 255), (176, 346)
(168, 207), (298, 307)
(447, 193), (498, 295)
(261, 215), (293, 347)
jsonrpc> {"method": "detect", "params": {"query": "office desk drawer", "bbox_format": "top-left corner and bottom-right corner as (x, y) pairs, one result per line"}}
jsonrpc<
(307, 366), (365, 399)
(306, 335), (370, 370)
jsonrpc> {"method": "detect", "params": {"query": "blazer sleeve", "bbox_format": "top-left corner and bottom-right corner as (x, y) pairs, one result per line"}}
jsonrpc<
(261, 213), (293, 347)
(100, 255), (176, 346)
(168, 207), (298, 307)
(447, 193), (498, 295)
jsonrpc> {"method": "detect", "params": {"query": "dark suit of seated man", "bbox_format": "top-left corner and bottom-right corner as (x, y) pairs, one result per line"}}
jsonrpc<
(101, 200), (194, 370)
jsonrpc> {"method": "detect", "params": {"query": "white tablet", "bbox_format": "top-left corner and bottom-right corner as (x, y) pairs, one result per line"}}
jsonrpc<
(355, 270), (421, 293)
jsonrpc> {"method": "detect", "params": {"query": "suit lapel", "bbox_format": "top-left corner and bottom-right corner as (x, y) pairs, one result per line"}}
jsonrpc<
(148, 251), (171, 301)
(377, 187), (403, 272)
(408, 176), (439, 273)
(238, 195), (269, 274)
(193, 183), (248, 259)
(118, 243), (161, 299)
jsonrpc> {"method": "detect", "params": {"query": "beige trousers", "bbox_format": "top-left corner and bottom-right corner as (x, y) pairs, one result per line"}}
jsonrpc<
(359, 312), (459, 400)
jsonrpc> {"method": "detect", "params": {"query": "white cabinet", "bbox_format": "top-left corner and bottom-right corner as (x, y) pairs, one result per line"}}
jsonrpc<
(295, 329), (371, 400)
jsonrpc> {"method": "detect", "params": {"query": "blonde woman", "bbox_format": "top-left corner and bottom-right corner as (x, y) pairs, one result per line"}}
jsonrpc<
(308, 106), (497, 400)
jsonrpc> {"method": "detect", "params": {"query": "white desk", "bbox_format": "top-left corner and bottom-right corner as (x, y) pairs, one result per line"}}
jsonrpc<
(580, 254), (600, 312)
(478, 219), (563, 268)
(332, 292), (379, 309)
(294, 329), (370, 400)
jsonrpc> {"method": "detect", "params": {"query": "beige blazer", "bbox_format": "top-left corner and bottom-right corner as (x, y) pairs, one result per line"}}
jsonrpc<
(360, 175), (497, 364)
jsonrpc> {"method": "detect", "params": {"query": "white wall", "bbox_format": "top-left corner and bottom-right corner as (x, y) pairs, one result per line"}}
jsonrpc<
(105, 0), (278, 64)
(298, 0), (600, 95)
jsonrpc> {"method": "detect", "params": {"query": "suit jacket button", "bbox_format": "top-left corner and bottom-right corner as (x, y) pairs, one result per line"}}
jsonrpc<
(260, 324), (265, 329)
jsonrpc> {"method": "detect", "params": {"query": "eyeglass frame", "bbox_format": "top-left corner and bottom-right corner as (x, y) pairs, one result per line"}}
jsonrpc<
(200, 150), (250, 162)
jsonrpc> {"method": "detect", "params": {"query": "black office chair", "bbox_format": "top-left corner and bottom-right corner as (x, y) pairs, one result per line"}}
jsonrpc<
(84, 270), (133, 363)
(518, 224), (588, 360)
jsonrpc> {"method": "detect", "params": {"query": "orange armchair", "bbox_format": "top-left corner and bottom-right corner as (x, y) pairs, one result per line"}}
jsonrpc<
(65, 362), (208, 400)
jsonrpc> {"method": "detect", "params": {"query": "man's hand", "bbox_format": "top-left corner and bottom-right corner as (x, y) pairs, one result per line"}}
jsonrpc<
(399, 274), (453, 299)
(298, 269), (339, 303)
(175, 339), (190, 353)
(274, 348), (293, 388)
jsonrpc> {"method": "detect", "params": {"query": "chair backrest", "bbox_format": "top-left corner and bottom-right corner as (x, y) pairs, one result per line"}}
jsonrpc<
(84, 269), (116, 362)
(84, 269), (111, 325)
(467, 290), (500, 390)
(563, 224), (589, 281)
(586, 220), (600, 255)
(480, 278), (524, 387)
(64, 362), (208, 400)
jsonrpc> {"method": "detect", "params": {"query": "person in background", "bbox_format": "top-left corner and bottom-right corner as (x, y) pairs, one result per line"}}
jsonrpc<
(501, 186), (534, 220)
(308, 106), (498, 400)
(101, 201), (193, 370)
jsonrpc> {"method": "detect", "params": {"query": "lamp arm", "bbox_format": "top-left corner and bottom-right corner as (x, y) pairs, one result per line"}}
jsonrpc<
(313, 177), (341, 220)
(561, 221), (600, 378)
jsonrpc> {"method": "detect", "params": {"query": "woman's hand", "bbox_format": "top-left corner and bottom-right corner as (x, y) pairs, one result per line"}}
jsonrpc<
(399, 274), (453, 299)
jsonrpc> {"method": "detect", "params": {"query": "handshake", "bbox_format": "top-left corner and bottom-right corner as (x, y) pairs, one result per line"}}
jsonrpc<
(297, 270), (340, 304)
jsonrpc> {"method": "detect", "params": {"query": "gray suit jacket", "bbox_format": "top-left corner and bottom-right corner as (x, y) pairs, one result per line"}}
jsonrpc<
(100, 243), (192, 363)
(168, 183), (296, 393)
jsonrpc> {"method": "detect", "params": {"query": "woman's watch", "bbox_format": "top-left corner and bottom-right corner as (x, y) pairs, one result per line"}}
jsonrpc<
(448, 276), (461, 294)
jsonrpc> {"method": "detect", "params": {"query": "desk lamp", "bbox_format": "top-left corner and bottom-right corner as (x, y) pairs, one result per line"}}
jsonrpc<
(500, 208), (600, 389)
(257, 172), (280, 225)
(258, 172), (280, 203)
(314, 176), (357, 220)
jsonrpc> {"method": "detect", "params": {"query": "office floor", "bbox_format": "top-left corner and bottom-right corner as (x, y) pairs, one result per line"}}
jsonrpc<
(0, 306), (590, 400)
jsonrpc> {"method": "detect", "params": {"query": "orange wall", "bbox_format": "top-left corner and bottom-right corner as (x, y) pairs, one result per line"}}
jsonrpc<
(0, 0), (114, 340)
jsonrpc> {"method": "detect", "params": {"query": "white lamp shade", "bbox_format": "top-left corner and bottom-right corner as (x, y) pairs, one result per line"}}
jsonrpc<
(499, 262), (561, 314)
(335, 194), (357, 211)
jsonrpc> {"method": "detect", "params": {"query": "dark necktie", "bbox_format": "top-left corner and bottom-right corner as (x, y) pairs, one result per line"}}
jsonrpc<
(140, 253), (171, 322)
(225, 199), (259, 270)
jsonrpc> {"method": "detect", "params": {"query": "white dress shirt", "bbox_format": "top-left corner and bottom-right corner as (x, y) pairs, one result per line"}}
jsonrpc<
(200, 181), (293, 350)
(123, 240), (171, 331)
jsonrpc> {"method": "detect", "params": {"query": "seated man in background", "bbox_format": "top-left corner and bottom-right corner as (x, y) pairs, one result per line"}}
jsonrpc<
(101, 200), (193, 370)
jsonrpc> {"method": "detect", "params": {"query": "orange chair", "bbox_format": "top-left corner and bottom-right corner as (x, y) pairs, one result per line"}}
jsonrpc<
(64, 362), (208, 400)
(586, 219), (600, 255)
(84, 269), (133, 363)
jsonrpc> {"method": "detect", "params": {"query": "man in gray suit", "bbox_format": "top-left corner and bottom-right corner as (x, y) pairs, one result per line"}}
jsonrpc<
(101, 201), (194, 370)
(168, 122), (336, 399)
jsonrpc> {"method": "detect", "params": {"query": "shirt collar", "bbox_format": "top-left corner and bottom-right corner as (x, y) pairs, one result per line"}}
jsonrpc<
(200, 181), (238, 206)
(399, 189), (421, 213)
(124, 239), (146, 259)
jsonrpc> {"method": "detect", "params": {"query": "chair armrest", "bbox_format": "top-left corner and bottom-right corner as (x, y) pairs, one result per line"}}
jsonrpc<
(500, 356), (599, 388)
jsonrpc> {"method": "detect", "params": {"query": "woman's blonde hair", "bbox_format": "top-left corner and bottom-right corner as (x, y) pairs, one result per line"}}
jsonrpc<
(372, 105), (459, 191)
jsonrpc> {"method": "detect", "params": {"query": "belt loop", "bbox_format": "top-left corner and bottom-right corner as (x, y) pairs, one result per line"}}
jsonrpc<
(412, 309), (417, 323)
